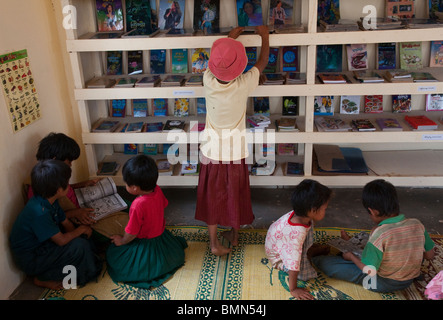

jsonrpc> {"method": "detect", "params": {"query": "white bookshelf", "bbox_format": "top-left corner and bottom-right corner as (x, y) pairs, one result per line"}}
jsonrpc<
(59, 0), (443, 187)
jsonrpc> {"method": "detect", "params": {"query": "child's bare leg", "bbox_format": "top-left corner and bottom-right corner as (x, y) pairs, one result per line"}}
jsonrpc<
(340, 230), (351, 241)
(34, 277), (64, 290)
(208, 225), (231, 256)
(221, 228), (239, 246)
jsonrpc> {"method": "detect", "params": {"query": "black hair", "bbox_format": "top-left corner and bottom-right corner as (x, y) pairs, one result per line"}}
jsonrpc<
(291, 179), (332, 217)
(362, 179), (400, 217)
(36, 132), (80, 162)
(122, 155), (158, 191)
(31, 159), (72, 199)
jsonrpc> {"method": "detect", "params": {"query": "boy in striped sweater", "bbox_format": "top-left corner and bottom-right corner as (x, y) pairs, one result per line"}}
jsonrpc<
(312, 179), (435, 293)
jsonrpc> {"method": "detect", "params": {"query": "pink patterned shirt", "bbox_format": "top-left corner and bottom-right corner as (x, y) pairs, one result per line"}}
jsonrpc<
(265, 211), (312, 271)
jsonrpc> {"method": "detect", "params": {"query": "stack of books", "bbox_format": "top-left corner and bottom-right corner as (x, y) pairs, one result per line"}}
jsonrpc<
(135, 75), (161, 87)
(86, 77), (116, 88)
(286, 72), (306, 84)
(314, 116), (351, 132)
(383, 70), (413, 83)
(92, 119), (121, 132)
(404, 115), (438, 130)
(185, 74), (203, 86)
(351, 119), (376, 131)
(319, 19), (359, 32)
(275, 117), (298, 132)
(247, 114), (271, 132)
(358, 17), (403, 30)
(353, 70), (385, 83)
(317, 73), (348, 84)
(163, 120), (186, 132)
(114, 77), (138, 87)
(411, 72), (438, 82)
(261, 73), (286, 85)
(156, 159), (174, 176)
(161, 75), (186, 87)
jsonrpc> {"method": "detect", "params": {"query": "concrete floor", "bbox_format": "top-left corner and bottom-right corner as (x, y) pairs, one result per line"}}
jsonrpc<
(8, 186), (443, 300)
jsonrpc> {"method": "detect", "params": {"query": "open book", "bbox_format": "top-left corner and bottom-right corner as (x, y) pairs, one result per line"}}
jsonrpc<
(327, 231), (369, 258)
(74, 177), (127, 221)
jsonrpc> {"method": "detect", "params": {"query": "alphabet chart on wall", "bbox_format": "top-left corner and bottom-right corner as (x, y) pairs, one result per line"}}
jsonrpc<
(0, 49), (41, 133)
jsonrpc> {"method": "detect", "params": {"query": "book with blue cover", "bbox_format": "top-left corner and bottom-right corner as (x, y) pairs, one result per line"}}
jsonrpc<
(125, 0), (158, 35)
(193, 0), (220, 34)
(153, 98), (168, 116)
(316, 45), (343, 72)
(281, 46), (298, 72)
(150, 49), (166, 73)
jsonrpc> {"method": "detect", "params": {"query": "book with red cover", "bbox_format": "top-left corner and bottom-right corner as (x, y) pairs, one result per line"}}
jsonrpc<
(404, 115), (438, 130)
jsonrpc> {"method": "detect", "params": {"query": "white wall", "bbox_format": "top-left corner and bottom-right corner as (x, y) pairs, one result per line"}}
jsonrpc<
(0, 0), (86, 299)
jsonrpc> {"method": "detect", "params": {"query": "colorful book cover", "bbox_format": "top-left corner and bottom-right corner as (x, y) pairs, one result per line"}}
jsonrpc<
(314, 96), (334, 115)
(377, 43), (396, 70)
(96, 0), (124, 31)
(340, 95), (361, 114)
(376, 118), (403, 131)
(196, 97), (206, 114)
(253, 97), (270, 116)
(145, 122), (164, 132)
(125, 0), (157, 35)
(191, 48), (210, 74)
(236, 0), (264, 27)
(352, 119), (376, 131)
(268, 0), (294, 28)
(364, 95), (383, 113)
(150, 49), (166, 74)
(132, 99), (148, 117)
(392, 94), (412, 113)
(264, 47), (280, 73)
(399, 42), (423, 70)
(317, 0), (340, 24)
(159, 0), (185, 30)
(171, 49), (188, 73)
(128, 50), (143, 75)
(281, 46), (298, 72)
(174, 98), (189, 117)
(106, 51), (123, 75)
(316, 45), (343, 72)
(126, 121), (144, 132)
(282, 96), (298, 116)
(426, 94), (443, 111)
(429, 0), (443, 19)
(153, 98), (168, 116)
(386, 0), (415, 20)
(124, 144), (138, 154)
(346, 44), (367, 71)
(430, 41), (443, 67)
(245, 47), (257, 72)
(193, 0), (220, 34)
(143, 144), (158, 155)
(110, 99), (126, 117)
(277, 143), (295, 156)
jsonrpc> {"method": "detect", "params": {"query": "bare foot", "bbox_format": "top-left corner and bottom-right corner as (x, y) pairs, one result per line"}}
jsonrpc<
(34, 277), (64, 290)
(211, 244), (232, 256)
(340, 230), (351, 241)
(221, 229), (239, 246)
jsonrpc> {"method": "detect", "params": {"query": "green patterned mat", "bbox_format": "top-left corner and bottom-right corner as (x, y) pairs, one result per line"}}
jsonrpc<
(40, 226), (443, 300)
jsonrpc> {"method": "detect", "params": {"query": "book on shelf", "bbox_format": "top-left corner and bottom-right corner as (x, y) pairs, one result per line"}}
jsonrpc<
(158, 0), (185, 30)
(377, 43), (396, 70)
(264, 48), (280, 73)
(143, 144), (158, 155)
(185, 74), (203, 86)
(174, 98), (189, 117)
(404, 115), (438, 130)
(383, 69), (413, 82)
(268, 0), (294, 28)
(351, 119), (376, 131)
(261, 73), (285, 85)
(114, 77), (137, 87)
(314, 116), (351, 132)
(376, 118), (403, 131)
(314, 96), (335, 115)
(191, 48), (210, 74)
(277, 143), (296, 156)
(411, 72), (438, 82)
(156, 158), (174, 176)
(272, 24), (305, 33)
(106, 51), (123, 75)
(245, 47), (257, 73)
(364, 95), (384, 113)
(110, 99), (126, 117)
(284, 162), (304, 176)
(318, 73), (347, 84)
(236, 0), (264, 27)
(193, 0), (220, 34)
(196, 97), (206, 114)
(281, 46), (298, 72)
(97, 161), (120, 176)
(316, 45), (343, 72)
(399, 42), (423, 70)
(247, 114), (271, 127)
(429, 0), (443, 19)
(127, 50), (143, 75)
(426, 94), (443, 111)
(317, 0), (341, 24)
(353, 70), (384, 83)
(125, 0), (158, 36)
(181, 162), (198, 175)
(132, 99), (148, 117)
(74, 177), (127, 221)
(150, 49), (166, 74)
(346, 44), (368, 71)
(358, 17), (403, 30)
(96, 0), (124, 32)
(171, 49), (188, 74)
(124, 144), (138, 154)
(125, 121), (144, 132)
(79, 31), (124, 39)
(153, 98), (168, 116)
(276, 117), (298, 132)
(328, 231), (369, 258)
(92, 119), (121, 132)
(135, 75), (161, 87)
(163, 119), (185, 132)
(386, 0), (415, 20)
(286, 72), (306, 84)
(340, 95), (361, 114)
(403, 18), (443, 28)
(86, 77), (116, 88)
(165, 28), (195, 36)
(282, 96), (298, 116)
(145, 121), (164, 132)
(319, 19), (359, 32)
(162, 74), (186, 87)
(253, 97), (270, 116)
(251, 161), (276, 176)
(430, 41), (443, 68)
(392, 94), (412, 113)
(122, 28), (162, 38)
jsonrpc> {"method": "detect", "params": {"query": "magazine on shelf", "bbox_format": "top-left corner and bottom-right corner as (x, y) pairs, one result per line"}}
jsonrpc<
(74, 177), (127, 221)
(376, 118), (403, 131)
(96, 0), (124, 32)
(346, 44), (368, 71)
(392, 94), (412, 113)
(191, 48), (210, 74)
(150, 49), (166, 74)
(314, 116), (351, 132)
(158, 0), (185, 30)
(377, 43), (396, 70)
(363, 95), (383, 113)
(193, 0), (220, 34)
(125, 0), (158, 36)
(399, 42), (423, 70)
(430, 41), (443, 67)
(268, 0), (294, 28)
(340, 95), (361, 114)
(426, 94), (443, 111)
(171, 49), (188, 74)
(351, 119), (376, 131)
(127, 50), (143, 75)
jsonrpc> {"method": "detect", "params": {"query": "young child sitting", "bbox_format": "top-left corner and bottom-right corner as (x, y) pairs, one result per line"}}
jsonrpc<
(265, 179), (332, 300)
(10, 160), (102, 290)
(106, 155), (188, 289)
(312, 179), (435, 293)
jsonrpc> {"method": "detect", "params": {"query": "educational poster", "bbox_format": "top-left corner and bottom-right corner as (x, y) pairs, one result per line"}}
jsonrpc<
(0, 49), (41, 133)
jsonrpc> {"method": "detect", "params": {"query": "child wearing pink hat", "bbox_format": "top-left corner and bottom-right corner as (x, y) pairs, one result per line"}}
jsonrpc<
(195, 26), (270, 256)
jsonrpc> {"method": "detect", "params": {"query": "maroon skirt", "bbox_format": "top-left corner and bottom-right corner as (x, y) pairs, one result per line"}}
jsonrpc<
(195, 156), (254, 229)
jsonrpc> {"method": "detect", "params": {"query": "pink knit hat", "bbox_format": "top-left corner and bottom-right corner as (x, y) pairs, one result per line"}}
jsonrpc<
(208, 37), (248, 82)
